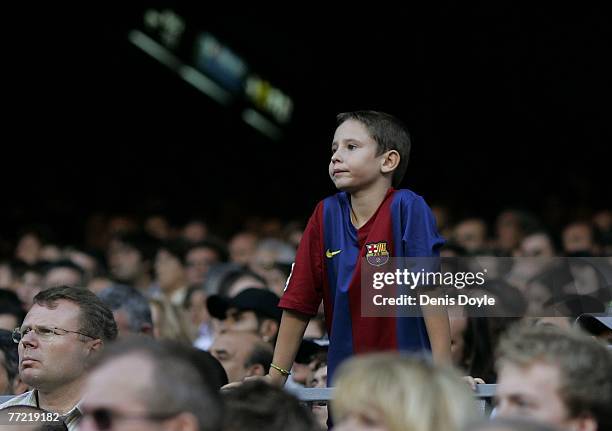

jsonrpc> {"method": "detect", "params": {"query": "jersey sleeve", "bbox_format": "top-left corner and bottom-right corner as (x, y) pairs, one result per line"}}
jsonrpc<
(278, 201), (324, 316)
(402, 195), (446, 257)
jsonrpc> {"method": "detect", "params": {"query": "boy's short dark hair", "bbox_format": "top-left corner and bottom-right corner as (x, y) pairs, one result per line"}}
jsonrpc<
(337, 110), (412, 187)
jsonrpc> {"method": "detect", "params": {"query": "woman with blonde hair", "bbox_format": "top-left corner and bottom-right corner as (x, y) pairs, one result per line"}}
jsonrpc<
(332, 353), (478, 431)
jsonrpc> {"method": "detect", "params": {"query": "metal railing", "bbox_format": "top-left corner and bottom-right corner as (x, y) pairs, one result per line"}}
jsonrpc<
(289, 384), (496, 402)
(0, 384), (497, 406)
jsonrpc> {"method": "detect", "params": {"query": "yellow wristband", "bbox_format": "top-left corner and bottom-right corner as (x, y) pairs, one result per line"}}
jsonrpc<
(270, 363), (291, 376)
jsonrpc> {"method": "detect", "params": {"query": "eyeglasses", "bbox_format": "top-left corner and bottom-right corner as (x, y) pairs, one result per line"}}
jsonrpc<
(81, 407), (179, 430)
(12, 325), (96, 344)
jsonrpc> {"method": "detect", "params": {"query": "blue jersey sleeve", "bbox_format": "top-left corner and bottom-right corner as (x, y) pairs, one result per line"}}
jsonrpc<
(400, 193), (445, 257)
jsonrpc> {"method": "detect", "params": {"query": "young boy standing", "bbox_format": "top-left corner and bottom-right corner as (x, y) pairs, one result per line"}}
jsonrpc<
(270, 111), (451, 387)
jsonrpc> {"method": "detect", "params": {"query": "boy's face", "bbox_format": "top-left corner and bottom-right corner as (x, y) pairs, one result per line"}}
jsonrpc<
(330, 120), (385, 192)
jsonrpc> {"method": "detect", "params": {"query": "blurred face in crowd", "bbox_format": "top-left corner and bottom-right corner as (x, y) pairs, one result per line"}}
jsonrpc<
(111, 309), (132, 336)
(66, 250), (98, 280)
(291, 362), (311, 386)
(182, 221), (208, 243)
(108, 240), (146, 283)
(260, 266), (289, 297)
(185, 247), (219, 287)
(454, 219), (487, 253)
(16, 270), (42, 310)
(562, 223), (594, 255)
(81, 353), (178, 431)
(496, 361), (579, 430)
(592, 210), (611, 231)
(251, 247), (277, 275)
(566, 263), (600, 296)
(228, 232), (258, 266)
(187, 289), (209, 328)
(221, 308), (259, 334)
(43, 267), (82, 289)
(145, 215), (170, 241)
(209, 331), (261, 383)
(87, 277), (113, 295)
(309, 364), (328, 429)
(431, 205), (449, 232)
(309, 365), (327, 389)
(496, 211), (523, 252)
(0, 263), (13, 290)
(520, 233), (556, 258)
(220, 307), (279, 343)
(39, 244), (62, 262)
(18, 300), (99, 392)
(524, 280), (553, 316)
(15, 234), (42, 265)
(154, 250), (186, 293)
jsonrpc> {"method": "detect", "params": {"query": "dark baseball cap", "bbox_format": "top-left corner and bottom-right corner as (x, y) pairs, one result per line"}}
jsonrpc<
(207, 288), (282, 322)
(576, 313), (612, 335)
(295, 338), (329, 364)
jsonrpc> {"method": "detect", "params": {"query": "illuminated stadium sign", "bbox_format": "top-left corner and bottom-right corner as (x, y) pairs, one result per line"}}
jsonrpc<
(130, 8), (294, 140)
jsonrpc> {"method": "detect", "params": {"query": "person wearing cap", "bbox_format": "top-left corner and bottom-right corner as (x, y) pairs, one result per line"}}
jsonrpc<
(207, 288), (282, 344)
(576, 312), (612, 344)
(286, 338), (328, 389)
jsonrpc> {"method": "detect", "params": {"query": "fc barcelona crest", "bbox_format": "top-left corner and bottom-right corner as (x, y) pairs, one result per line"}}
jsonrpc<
(365, 241), (390, 266)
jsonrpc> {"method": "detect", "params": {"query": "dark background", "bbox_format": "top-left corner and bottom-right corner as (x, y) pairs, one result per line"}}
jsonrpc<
(3, 4), (610, 242)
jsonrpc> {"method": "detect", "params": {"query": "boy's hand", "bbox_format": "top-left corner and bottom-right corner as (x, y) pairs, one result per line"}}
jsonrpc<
(462, 375), (485, 390)
(221, 373), (286, 391)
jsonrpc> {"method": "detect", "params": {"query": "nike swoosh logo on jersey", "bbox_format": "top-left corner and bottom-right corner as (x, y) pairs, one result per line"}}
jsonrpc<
(325, 249), (342, 258)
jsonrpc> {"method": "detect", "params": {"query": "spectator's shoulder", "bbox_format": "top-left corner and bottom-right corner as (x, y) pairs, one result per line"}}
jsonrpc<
(393, 188), (426, 206)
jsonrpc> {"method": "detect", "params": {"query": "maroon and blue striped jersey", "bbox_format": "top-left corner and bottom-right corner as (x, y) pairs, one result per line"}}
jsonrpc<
(279, 188), (445, 384)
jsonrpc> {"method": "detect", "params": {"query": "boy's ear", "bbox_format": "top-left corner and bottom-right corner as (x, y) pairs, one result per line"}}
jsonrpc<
(380, 150), (400, 174)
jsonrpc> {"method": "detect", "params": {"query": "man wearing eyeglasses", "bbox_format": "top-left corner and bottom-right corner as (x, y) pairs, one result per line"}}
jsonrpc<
(0, 285), (118, 431)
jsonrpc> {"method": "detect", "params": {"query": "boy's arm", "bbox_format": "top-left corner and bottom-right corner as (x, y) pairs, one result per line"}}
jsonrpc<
(267, 309), (311, 387)
(422, 304), (452, 365)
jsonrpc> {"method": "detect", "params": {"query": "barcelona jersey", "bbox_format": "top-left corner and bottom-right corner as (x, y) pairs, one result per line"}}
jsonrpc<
(279, 188), (445, 384)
